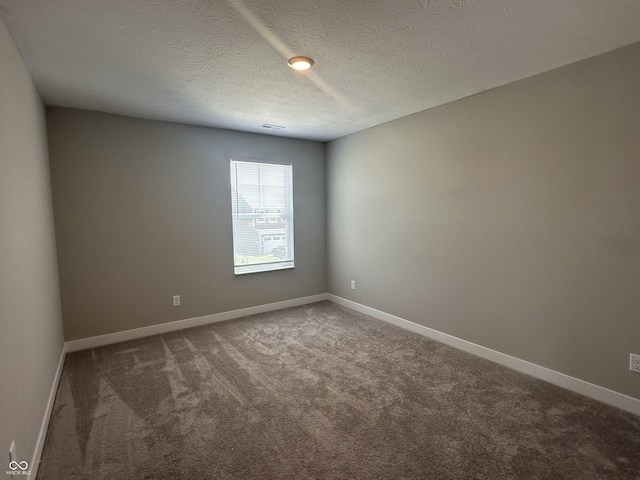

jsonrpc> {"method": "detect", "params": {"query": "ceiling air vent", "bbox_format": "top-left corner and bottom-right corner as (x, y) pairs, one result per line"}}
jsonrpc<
(259, 124), (286, 130)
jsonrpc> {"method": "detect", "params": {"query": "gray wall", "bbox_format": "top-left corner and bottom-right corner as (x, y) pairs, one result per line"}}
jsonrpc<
(0, 16), (65, 468)
(47, 108), (326, 341)
(327, 42), (640, 400)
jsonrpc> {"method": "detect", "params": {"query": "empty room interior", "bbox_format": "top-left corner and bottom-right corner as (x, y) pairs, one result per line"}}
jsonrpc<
(2, 1), (640, 478)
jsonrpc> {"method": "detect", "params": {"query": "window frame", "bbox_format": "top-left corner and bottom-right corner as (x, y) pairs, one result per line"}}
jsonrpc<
(230, 159), (295, 275)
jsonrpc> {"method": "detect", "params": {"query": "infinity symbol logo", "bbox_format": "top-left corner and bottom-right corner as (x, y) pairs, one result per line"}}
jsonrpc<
(9, 460), (28, 471)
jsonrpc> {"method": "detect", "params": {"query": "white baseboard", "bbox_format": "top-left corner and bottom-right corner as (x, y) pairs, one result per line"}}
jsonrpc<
(65, 293), (328, 352)
(29, 343), (67, 480)
(26, 293), (640, 480)
(327, 294), (640, 417)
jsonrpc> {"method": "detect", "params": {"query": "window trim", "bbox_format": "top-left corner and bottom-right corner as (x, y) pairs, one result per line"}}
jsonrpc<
(230, 159), (294, 275)
(234, 260), (294, 276)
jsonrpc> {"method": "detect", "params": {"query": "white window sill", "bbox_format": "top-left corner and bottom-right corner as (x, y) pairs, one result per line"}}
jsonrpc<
(234, 262), (295, 275)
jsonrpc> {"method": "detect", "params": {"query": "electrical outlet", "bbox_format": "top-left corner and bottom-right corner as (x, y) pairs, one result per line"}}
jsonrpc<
(350, 280), (356, 290)
(172, 295), (181, 307)
(630, 354), (640, 374)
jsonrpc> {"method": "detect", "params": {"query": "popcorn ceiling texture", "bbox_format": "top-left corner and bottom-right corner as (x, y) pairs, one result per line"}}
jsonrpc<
(1, 0), (640, 140)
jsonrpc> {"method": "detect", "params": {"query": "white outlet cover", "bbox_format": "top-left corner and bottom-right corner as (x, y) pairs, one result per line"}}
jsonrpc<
(631, 354), (640, 374)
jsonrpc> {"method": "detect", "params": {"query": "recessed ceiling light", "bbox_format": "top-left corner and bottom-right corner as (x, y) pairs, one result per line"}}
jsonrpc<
(288, 56), (314, 71)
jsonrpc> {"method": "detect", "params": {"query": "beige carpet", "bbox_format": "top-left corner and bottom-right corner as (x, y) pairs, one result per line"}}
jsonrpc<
(38, 301), (640, 479)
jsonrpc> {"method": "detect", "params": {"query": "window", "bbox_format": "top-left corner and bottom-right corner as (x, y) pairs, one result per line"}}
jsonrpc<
(230, 160), (294, 274)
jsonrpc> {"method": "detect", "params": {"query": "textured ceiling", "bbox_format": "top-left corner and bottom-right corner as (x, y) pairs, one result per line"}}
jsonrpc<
(1, 0), (640, 141)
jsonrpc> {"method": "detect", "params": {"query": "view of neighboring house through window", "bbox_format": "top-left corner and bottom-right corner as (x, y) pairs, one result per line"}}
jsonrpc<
(230, 160), (294, 274)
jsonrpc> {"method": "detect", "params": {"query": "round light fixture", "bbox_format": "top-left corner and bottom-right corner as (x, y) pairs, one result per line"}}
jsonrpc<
(288, 56), (314, 71)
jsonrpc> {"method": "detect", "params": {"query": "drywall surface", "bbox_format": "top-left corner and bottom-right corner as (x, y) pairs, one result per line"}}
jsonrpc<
(0, 14), (65, 471)
(327, 42), (640, 400)
(47, 108), (326, 340)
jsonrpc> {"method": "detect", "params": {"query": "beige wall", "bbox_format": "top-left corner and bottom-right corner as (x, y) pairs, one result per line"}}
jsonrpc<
(47, 108), (326, 340)
(327, 42), (640, 400)
(0, 16), (65, 469)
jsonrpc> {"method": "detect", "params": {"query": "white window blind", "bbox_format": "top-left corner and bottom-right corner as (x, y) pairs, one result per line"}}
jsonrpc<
(230, 160), (294, 275)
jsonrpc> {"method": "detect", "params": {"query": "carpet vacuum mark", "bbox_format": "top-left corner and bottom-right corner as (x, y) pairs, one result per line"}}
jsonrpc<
(38, 301), (640, 479)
